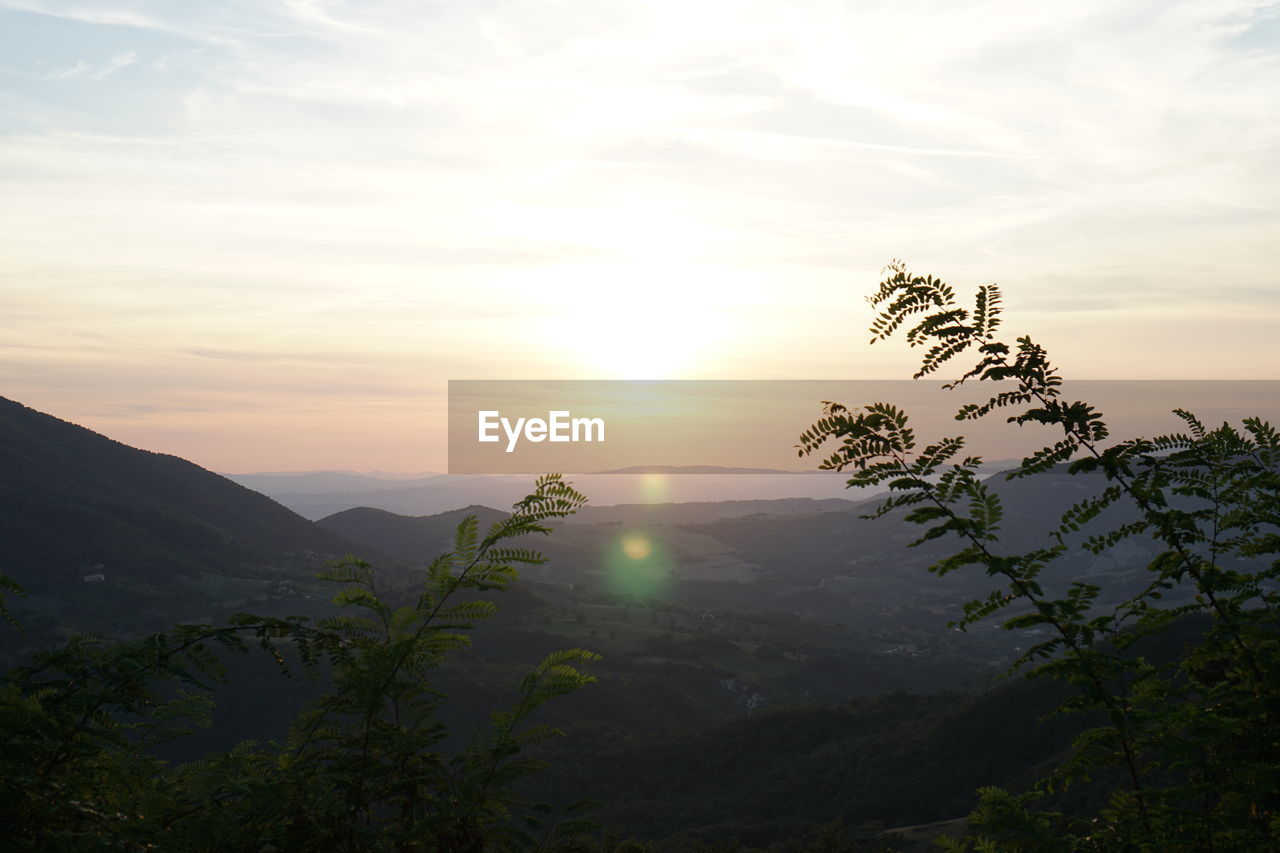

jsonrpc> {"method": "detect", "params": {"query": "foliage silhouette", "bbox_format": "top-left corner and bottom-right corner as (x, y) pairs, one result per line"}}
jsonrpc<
(0, 473), (598, 852)
(799, 261), (1280, 851)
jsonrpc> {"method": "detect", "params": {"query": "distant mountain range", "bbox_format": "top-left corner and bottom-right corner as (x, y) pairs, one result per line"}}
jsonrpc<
(0, 393), (1164, 671)
(0, 395), (1019, 718)
(225, 470), (880, 519)
(226, 470), (445, 495)
(309, 465), (1166, 627)
(0, 395), (1149, 624)
(225, 464), (1024, 520)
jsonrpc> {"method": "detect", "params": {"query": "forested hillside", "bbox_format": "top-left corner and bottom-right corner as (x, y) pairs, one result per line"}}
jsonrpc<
(0, 396), (381, 647)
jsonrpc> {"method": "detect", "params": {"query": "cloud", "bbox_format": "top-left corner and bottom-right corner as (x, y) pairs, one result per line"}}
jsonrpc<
(0, 0), (220, 43)
(47, 60), (91, 79)
(39, 50), (137, 81)
(95, 50), (136, 78)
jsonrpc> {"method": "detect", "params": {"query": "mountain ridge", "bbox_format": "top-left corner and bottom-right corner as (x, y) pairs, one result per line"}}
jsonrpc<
(0, 397), (385, 643)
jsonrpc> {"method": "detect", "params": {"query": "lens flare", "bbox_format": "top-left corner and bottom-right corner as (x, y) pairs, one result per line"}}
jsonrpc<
(604, 530), (671, 599)
(621, 534), (652, 560)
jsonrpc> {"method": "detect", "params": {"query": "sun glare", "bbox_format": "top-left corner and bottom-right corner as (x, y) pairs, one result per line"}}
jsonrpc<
(639, 473), (669, 502)
(538, 259), (739, 378)
(621, 534), (653, 560)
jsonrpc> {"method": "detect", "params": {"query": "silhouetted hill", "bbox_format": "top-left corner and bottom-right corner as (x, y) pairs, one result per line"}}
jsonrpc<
(226, 471), (443, 495)
(318, 504), (508, 565)
(319, 467), (1157, 620)
(683, 466), (1159, 603)
(0, 397), (381, 645)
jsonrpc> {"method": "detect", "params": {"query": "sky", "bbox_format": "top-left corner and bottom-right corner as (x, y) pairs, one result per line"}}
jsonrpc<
(1, 0), (1278, 472)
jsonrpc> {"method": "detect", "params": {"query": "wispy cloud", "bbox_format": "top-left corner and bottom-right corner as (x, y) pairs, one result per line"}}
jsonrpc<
(40, 50), (136, 81)
(46, 59), (90, 79)
(0, 0), (188, 38)
(95, 50), (136, 78)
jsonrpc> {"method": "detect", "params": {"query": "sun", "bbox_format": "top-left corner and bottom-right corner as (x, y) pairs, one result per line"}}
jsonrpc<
(538, 259), (739, 378)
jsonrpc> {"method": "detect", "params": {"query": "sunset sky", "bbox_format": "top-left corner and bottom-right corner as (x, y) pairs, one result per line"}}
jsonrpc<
(2, 1), (1278, 472)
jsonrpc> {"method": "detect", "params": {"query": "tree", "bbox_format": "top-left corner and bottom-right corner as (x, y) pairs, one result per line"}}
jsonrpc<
(798, 262), (1280, 851)
(0, 474), (599, 852)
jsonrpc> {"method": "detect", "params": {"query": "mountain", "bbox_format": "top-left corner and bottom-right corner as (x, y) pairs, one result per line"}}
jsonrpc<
(224, 471), (444, 496)
(228, 465), (1023, 521)
(314, 468), (1151, 617)
(0, 397), (380, 644)
(562, 497), (860, 526)
(311, 466), (1179, 694)
(318, 504), (508, 566)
